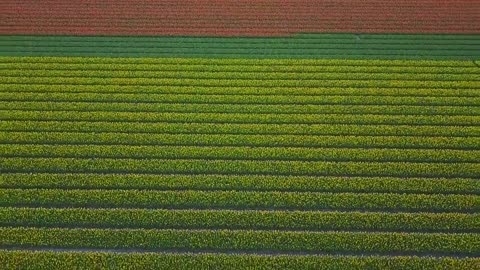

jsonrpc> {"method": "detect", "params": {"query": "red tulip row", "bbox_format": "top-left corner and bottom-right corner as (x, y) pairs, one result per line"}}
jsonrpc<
(1, 0), (478, 36)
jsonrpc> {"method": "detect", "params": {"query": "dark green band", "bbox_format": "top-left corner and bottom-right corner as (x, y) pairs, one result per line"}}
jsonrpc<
(1, 34), (479, 60)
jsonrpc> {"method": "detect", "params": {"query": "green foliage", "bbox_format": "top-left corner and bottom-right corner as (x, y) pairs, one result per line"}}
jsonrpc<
(1, 173), (478, 194)
(7, 109), (480, 126)
(3, 61), (480, 74)
(2, 84), (479, 98)
(3, 69), (479, 81)
(1, 251), (478, 270)
(0, 207), (477, 232)
(1, 56), (476, 66)
(2, 120), (480, 137)
(3, 76), (479, 88)
(3, 93), (480, 107)
(1, 189), (477, 212)
(0, 55), (478, 266)
(1, 157), (479, 177)
(1, 227), (478, 254)
(1, 33), (480, 59)
(2, 131), (479, 149)
(2, 102), (480, 117)
(2, 144), (479, 163)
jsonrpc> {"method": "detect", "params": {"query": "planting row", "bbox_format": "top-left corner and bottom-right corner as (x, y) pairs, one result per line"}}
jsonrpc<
(1, 251), (477, 270)
(2, 132), (479, 150)
(2, 144), (479, 163)
(2, 111), (479, 126)
(3, 62), (479, 74)
(1, 188), (478, 212)
(4, 69), (479, 81)
(2, 47), (480, 56)
(2, 9), (478, 17)
(7, 32), (473, 39)
(0, 227), (478, 254)
(3, 77), (479, 88)
(5, 35), (479, 44)
(4, 93), (480, 106)
(1, 207), (477, 232)
(5, 51), (477, 60)
(2, 56), (475, 67)
(1, 157), (479, 178)
(4, 102), (480, 116)
(3, 84), (479, 97)
(5, 32), (480, 39)
(2, 173), (477, 195)
(3, 41), (479, 51)
(2, 121), (478, 137)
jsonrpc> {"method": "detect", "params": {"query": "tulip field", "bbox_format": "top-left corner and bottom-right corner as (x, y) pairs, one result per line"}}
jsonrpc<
(0, 0), (479, 269)
(1, 0), (479, 35)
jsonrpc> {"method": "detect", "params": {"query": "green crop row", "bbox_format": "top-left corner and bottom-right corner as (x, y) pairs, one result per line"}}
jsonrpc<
(1, 208), (477, 232)
(1, 189), (477, 212)
(2, 144), (479, 163)
(0, 121), (443, 139)
(1, 56), (475, 67)
(2, 92), (478, 107)
(2, 121), (479, 137)
(2, 84), (479, 97)
(6, 46), (477, 54)
(1, 157), (479, 178)
(2, 70), (478, 81)
(3, 48), (477, 59)
(2, 132), (478, 150)
(3, 51), (478, 60)
(2, 62), (479, 74)
(3, 102), (480, 116)
(1, 173), (478, 194)
(1, 251), (478, 270)
(0, 227), (478, 254)
(3, 76), (479, 88)
(2, 111), (479, 126)
(0, 91), (480, 106)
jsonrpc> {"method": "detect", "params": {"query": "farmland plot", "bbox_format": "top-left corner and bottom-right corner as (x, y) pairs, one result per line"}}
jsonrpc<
(0, 0), (479, 267)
